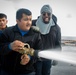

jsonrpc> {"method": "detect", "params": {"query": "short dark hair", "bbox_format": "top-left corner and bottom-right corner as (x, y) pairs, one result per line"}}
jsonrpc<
(0, 13), (7, 19)
(16, 8), (32, 20)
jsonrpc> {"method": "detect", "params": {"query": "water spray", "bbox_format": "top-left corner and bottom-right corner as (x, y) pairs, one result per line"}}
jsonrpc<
(18, 43), (76, 65)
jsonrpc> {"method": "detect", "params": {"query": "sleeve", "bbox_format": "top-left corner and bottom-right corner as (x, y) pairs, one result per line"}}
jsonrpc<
(52, 14), (61, 49)
(34, 33), (43, 50)
(0, 29), (12, 55)
(34, 33), (43, 58)
(55, 25), (61, 49)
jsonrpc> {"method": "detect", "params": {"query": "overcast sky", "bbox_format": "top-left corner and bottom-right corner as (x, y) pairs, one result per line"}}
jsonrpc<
(0, 0), (76, 37)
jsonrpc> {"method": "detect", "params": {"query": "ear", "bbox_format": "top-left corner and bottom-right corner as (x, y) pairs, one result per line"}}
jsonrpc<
(6, 20), (8, 24)
(16, 19), (20, 23)
(16, 19), (19, 23)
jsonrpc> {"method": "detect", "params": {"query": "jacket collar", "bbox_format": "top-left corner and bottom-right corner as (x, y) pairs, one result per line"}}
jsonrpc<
(13, 24), (34, 35)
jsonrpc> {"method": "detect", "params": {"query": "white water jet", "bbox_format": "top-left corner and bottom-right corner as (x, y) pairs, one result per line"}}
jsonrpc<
(38, 49), (76, 65)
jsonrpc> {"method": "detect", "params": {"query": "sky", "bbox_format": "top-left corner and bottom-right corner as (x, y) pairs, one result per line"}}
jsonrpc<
(0, 0), (76, 37)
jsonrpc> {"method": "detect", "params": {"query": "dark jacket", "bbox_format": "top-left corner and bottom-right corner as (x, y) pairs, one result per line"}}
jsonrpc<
(0, 30), (2, 35)
(0, 25), (42, 74)
(32, 15), (61, 49)
(0, 26), (7, 65)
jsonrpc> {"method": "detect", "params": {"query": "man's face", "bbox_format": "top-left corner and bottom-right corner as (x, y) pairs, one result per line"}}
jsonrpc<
(42, 12), (51, 24)
(0, 17), (7, 30)
(17, 14), (32, 31)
